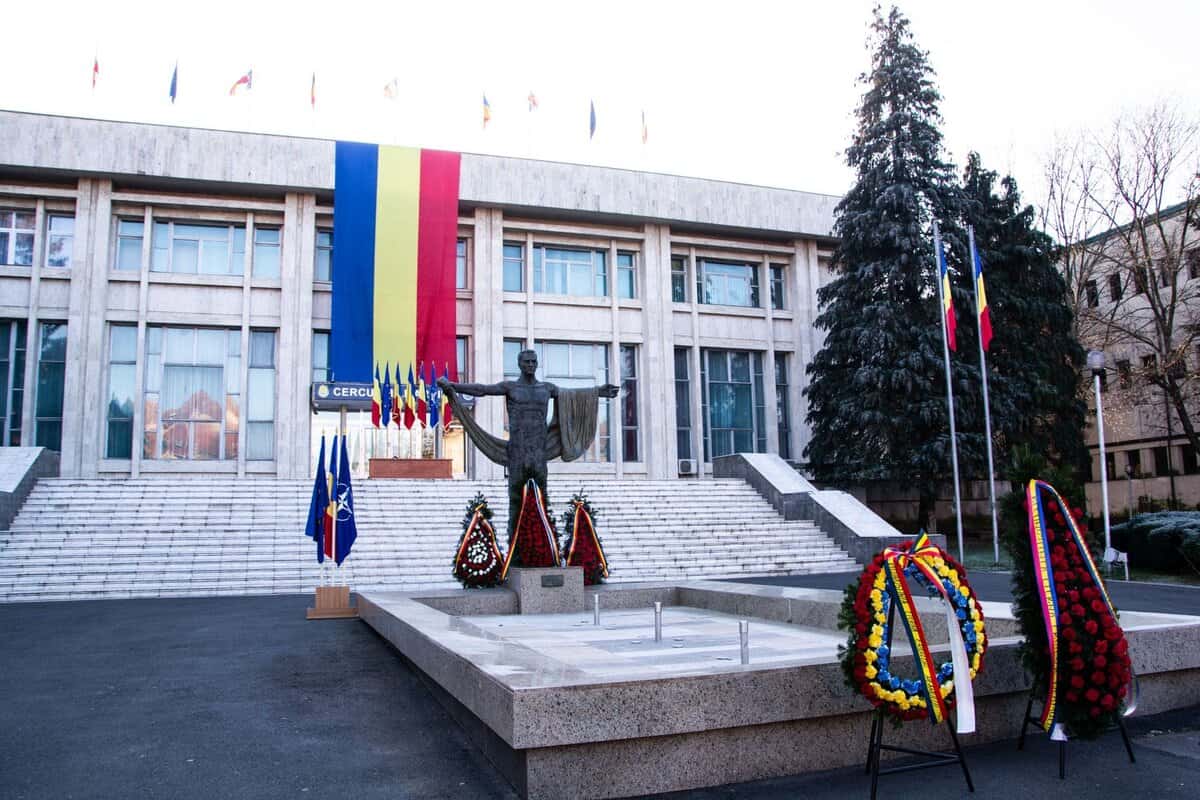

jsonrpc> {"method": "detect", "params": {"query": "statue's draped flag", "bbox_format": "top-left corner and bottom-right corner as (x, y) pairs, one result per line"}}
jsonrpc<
(331, 143), (460, 383)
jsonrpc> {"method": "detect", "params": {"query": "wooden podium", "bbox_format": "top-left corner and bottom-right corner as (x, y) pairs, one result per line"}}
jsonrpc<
(306, 585), (358, 619)
(368, 458), (453, 479)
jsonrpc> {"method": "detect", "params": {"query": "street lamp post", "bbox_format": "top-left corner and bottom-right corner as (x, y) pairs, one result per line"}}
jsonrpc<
(1088, 350), (1114, 561)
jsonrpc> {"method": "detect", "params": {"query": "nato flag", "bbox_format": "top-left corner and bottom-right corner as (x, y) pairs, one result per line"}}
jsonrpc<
(589, 100), (596, 139)
(305, 436), (328, 543)
(334, 435), (358, 566)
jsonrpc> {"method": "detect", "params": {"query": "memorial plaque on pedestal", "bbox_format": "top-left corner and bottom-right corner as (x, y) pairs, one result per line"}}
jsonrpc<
(507, 567), (584, 614)
(368, 458), (453, 479)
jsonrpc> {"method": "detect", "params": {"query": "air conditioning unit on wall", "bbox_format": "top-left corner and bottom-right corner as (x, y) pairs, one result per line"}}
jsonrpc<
(677, 458), (697, 476)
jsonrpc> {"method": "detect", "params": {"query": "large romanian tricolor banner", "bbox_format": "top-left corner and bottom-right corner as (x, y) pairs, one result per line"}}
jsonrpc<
(331, 143), (460, 384)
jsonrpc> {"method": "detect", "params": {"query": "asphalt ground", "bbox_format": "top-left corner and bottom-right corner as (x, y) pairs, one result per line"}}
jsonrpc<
(1, 588), (1198, 800)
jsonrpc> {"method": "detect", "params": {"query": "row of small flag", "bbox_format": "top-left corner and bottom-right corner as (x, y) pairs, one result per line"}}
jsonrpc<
(88, 57), (648, 142)
(304, 434), (357, 566)
(372, 362), (452, 431)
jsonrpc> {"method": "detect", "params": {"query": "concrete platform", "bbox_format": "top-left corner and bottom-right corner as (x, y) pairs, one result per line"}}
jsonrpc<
(358, 581), (1200, 799)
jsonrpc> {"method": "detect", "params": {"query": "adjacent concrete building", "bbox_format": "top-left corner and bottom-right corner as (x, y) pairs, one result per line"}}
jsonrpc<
(0, 111), (839, 481)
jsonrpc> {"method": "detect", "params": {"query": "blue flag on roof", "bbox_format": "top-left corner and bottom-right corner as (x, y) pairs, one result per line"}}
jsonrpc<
(334, 435), (357, 566)
(305, 436), (328, 543)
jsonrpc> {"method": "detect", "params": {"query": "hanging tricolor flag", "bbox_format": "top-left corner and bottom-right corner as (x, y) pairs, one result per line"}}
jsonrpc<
(381, 364), (393, 428)
(305, 436), (329, 545)
(92, 56), (99, 89)
(330, 143), (460, 384)
(229, 69), (253, 96)
(334, 436), (358, 566)
(589, 100), (596, 140)
(441, 363), (453, 426)
(641, 110), (648, 145)
(482, 93), (492, 128)
(371, 365), (382, 427)
(404, 363), (417, 429)
(972, 237), (992, 352)
(383, 77), (399, 100)
(322, 435), (338, 562)
(528, 91), (538, 112)
(169, 63), (178, 104)
(391, 362), (404, 427)
(937, 233), (957, 352)
(310, 72), (316, 110)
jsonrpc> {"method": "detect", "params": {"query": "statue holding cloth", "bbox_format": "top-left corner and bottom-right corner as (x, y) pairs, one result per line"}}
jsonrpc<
(438, 349), (619, 539)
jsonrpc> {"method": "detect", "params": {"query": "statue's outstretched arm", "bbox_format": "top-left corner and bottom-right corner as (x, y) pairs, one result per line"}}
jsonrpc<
(437, 377), (507, 397)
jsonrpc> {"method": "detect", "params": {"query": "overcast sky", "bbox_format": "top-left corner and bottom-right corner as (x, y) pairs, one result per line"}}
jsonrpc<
(2, 0), (1197, 206)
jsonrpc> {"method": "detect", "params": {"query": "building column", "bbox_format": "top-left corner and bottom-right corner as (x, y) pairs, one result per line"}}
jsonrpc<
(471, 207), (504, 481)
(791, 239), (822, 465)
(641, 223), (675, 479)
(762, 254), (780, 454)
(276, 192), (316, 479)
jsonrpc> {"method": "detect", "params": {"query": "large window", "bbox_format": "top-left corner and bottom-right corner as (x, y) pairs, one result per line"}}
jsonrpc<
(617, 252), (636, 300)
(144, 326), (245, 461)
(150, 221), (246, 275)
(456, 239), (469, 289)
(534, 247), (607, 297)
(245, 331), (276, 460)
(697, 259), (760, 307)
(620, 345), (639, 461)
(671, 256), (688, 303)
(504, 340), (613, 462)
(45, 215), (74, 268)
(702, 349), (766, 460)
(315, 229), (333, 281)
(116, 220), (145, 270)
(34, 322), (67, 451)
(770, 264), (786, 310)
(456, 336), (468, 379)
(0, 321), (27, 446)
(674, 348), (691, 461)
(503, 243), (524, 292)
(105, 325), (137, 459)
(252, 227), (280, 278)
(775, 353), (791, 460)
(312, 332), (330, 383)
(0, 210), (35, 266)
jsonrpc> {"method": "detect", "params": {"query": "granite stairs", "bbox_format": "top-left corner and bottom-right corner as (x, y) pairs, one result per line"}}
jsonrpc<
(0, 477), (859, 602)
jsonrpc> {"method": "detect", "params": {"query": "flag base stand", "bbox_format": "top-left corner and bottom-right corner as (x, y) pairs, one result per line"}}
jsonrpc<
(1016, 683), (1135, 779)
(306, 585), (358, 620)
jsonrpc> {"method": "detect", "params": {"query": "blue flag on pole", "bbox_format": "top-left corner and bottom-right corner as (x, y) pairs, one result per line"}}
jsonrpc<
(426, 362), (439, 428)
(589, 100), (596, 139)
(381, 364), (393, 428)
(334, 436), (357, 565)
(305, 436), (328, 543)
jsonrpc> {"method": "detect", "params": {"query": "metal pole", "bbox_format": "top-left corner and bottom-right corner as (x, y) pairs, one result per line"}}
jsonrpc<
(969, 227), (1000, 565)
(933, 222), (966, 563)
(739, 620), (750, 665)
(593, 594), (600, 626)
(654, 602), (663, 642)
(1095, 372), (1112, 557)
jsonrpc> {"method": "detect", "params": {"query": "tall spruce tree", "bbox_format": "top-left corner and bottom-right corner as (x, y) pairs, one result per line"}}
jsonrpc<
(960, 152), (1087, 480)
(805, 6), (977, 528)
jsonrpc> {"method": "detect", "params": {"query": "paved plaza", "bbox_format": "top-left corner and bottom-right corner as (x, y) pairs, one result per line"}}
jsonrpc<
(1, 586), (1197, 799)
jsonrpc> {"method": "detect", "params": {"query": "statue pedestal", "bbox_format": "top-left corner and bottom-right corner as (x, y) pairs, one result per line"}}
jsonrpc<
(507, 567), (584, 614)
(368, 458), (452, 479)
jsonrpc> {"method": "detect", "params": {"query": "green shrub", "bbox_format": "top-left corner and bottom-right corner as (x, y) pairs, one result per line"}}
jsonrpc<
(1110, 512), (1200, 573)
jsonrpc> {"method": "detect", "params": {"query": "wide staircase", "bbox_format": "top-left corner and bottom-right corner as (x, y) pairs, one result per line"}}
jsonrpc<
(0, 477), (858, 602)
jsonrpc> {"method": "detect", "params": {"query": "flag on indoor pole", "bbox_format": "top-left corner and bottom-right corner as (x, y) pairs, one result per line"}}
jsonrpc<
(321, 435), (338, 563)
(305, 436), (328, 544)
(441, 363), (452, 426)
(334, 435), (357, 566)
(427, 363), (439, 429)
(404, 363), (416, 429)
(392, 362), (404, 427)
(416, 363), (428, 427)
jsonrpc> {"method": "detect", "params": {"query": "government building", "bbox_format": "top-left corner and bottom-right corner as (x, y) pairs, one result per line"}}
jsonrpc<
(0, 110), (838, 483)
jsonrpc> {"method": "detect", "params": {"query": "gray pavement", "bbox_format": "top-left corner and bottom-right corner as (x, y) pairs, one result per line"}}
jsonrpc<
(1, 589), (1197, 800)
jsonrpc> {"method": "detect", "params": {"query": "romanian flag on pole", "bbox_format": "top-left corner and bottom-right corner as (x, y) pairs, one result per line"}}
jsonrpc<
(229, 69), (253, 95)
(92, 56), (99, 89)
(392, 363), (404, 427)
(370, 365), (382, 427)
(322, 435), (338, 563)
(482, 94), (491, 128)
(441, 363), (453, 426)
(330, 144), (460, 384)
(937, 236), (957, 352)
(972, 239), (993, 352)
(404, 364), (417, 429)
(416, 363), (428, 427)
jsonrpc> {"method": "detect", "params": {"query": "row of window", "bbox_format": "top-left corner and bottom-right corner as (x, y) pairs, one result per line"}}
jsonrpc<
(1097, 445), (1200, 482)
(674, 348), (790, 462)
(0, 210), (74, 268)
(1083, 250), (1200, 307)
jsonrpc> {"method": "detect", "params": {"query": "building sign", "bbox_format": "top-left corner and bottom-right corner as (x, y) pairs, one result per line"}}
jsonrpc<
(311, 381), (374, 412)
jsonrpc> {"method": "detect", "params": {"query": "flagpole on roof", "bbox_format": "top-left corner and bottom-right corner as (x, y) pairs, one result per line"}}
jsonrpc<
(969, 225), (1000, 565)
(933, 221), (966, 563)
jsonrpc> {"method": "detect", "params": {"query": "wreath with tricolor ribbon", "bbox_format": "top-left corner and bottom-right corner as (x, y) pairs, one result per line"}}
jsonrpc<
(562, 492), (609, 585)
(839, 534), (987, 727)
(451, 492), (504, 588)
(1016, 479), (1133, 740)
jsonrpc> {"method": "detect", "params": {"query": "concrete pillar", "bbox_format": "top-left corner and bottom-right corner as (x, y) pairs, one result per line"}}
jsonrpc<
(640, 223), (675, 479)
(762, 253), (779, 455)
(791, 239), (822, 464)
(471, 207), (504, 481)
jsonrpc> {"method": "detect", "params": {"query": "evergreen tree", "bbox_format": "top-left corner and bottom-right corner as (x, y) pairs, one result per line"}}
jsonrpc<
(805, 5), (977, 528)
(960, 153), (1087, 479)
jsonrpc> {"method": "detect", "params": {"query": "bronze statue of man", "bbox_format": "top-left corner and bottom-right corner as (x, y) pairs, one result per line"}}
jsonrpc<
(438, 349), (619, 538)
